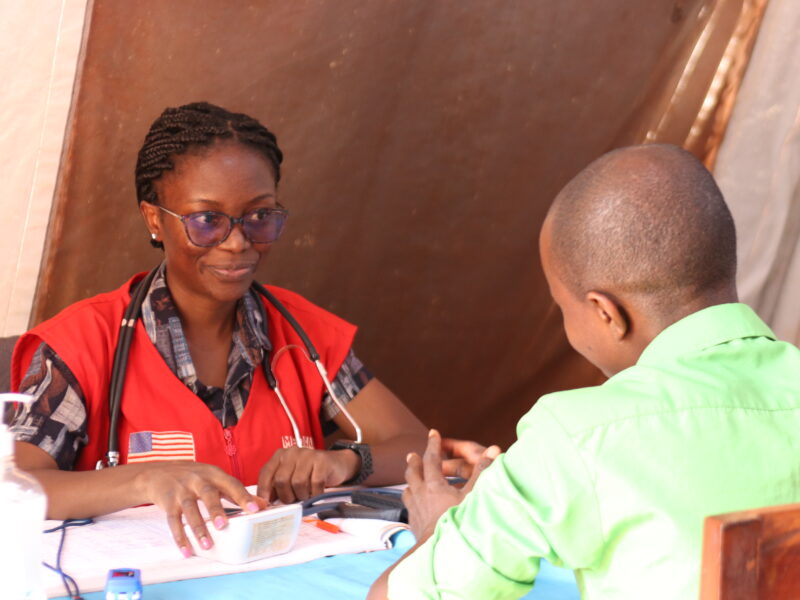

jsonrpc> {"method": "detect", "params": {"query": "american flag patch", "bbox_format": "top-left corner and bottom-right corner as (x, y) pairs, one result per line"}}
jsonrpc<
(127, 431), (196, 463)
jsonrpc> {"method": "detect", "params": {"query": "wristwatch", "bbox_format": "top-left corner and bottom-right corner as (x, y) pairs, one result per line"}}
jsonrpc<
(329, 440), (373, 485)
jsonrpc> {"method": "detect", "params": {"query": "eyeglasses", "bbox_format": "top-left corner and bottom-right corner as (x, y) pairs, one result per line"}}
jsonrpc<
(153, 204), (289, 247)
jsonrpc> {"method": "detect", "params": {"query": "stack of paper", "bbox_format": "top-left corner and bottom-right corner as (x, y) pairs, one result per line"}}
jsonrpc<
(40, 502), (408, 597)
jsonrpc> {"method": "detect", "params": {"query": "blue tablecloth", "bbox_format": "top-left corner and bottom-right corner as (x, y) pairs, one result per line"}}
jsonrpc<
(56, 531), (579, 599)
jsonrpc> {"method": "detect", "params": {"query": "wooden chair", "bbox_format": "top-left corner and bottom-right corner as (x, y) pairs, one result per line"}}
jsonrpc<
(699, 503), (800, 599)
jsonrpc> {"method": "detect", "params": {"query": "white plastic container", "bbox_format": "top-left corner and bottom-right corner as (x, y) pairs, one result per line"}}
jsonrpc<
(0, 393), (47, 600)
(184, 503), (302, 564)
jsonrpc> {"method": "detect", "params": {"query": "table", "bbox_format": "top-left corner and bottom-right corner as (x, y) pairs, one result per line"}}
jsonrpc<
(54, 531), (579, 599)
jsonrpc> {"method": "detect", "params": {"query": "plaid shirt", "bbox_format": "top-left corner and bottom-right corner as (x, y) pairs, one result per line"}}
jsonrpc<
(10, 264), (372, 470)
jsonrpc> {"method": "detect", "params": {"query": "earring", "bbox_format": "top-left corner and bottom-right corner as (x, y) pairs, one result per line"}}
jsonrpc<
(150, 232), (157, 240)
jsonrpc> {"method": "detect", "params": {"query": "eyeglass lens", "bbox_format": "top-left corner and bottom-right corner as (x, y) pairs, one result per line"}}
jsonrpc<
(184, 209), (287, 247)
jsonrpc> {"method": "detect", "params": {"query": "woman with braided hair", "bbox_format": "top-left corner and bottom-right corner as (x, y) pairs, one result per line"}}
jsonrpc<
(9, 102), (432, 557)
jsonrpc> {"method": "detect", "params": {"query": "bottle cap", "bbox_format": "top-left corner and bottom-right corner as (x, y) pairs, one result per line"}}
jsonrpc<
(0, 394), (33, 458)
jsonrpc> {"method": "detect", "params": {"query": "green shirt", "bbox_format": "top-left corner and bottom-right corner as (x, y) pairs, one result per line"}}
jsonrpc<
(389, 303), (800, 599)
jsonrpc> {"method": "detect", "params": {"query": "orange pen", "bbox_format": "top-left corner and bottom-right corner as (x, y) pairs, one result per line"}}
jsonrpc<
(303, 517), (341, 534)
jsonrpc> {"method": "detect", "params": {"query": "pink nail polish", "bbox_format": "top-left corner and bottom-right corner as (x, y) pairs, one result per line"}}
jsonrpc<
(180, 546), (192, 558)
(213, 516), (226, 530)
(200, 536), (212, 550)
(247, 501), (259, 513)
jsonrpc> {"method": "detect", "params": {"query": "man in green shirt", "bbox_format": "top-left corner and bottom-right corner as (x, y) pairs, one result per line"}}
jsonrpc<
(369, 144), (800, 599)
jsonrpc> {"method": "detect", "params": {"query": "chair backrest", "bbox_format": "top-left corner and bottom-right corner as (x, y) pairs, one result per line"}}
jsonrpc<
(0, 335), (19, 393)
(699, 503), (800, 599)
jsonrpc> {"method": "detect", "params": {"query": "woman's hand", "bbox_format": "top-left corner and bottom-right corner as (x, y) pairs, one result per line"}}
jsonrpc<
(14, 442), (267, 556)
(135, 461), (266, 557)
(440, 437), (495, 479)
(256, 448), (361, 504)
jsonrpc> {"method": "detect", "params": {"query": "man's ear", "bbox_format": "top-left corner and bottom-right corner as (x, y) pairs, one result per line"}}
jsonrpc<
(585, 291), (629, 340)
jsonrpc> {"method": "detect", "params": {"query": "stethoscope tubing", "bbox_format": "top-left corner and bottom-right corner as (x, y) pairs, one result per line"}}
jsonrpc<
(104, 267), (159, 467)
(252, 281), (363, 445)
(98, 267), (361, 469)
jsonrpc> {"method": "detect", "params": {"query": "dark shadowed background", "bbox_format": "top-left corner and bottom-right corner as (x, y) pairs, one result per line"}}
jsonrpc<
(33, 0), (762, 447)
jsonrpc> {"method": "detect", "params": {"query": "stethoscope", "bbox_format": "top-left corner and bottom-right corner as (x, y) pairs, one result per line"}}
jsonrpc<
(97, 266), (362, 469)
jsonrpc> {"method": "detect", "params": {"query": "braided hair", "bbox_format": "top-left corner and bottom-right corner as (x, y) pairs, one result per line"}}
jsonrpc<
(135, 102), (283, 248)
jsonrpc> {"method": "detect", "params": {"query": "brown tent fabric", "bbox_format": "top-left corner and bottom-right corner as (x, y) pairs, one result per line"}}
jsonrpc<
(32, 0), (765, 447)
(0, 336), (19, 393)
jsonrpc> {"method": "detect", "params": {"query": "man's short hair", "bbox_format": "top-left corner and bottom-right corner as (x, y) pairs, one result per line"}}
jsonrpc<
(547, 144), (736, 311)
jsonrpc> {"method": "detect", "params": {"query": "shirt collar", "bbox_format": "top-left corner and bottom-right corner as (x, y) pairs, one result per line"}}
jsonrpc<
(235, 289), (272, 367)
(141, 262), (272, 370)
(637, 303), (776, 366)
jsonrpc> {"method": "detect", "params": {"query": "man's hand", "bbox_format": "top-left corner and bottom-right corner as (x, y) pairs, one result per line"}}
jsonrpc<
(441, 437), (496, 479)
(135, 461), (266, 557)
(256, 447), (361, 504)
(403, 429), (500, 539)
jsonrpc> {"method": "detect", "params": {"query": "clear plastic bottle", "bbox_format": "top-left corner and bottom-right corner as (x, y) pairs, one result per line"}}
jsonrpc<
(0, 393), (47, 600)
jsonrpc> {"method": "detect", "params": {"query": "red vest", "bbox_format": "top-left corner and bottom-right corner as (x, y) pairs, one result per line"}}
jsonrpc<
(12, 274), (356, 485)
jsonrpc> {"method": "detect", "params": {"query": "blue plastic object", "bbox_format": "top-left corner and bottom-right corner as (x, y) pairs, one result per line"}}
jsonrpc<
(103, 568), (142, 600)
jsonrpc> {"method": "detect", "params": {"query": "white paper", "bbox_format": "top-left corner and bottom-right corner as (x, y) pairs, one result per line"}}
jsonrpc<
(40, 501), (408, 598)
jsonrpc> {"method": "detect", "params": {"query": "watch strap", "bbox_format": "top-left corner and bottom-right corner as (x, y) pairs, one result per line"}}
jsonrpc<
(330, 440), (373, 485)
